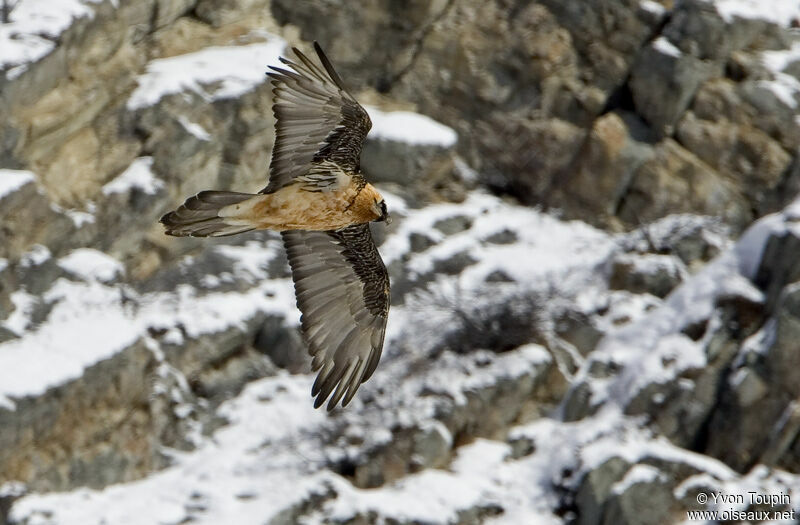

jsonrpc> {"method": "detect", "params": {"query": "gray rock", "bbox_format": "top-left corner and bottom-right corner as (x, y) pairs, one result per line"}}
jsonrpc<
(0, 326), (17, 344)
(432, 214), (472, 235)
(628, 40), (719, 136)
(408, 232), (436, 253)
(632, 215), (728, 269)
(483, 229), (518, 245)
(575, 456), (631, 525)
(431, 249), (477, 275)
(663, 0), (769, 60)
(703, 282), (800, 472)
(411, 421), (453, 470)
(554, 310), (604, 356)
(601, 465), (675, 525)
(676, 112), (792, 204)
(754, 230), (800, 313)
(732, 368), (768, 407)
(361, 137), (453, 188)
(608, 253), (687, 298)
(618, 140), (752, 230)
(0, 341), (159, 491)
(484, 269), (515, 283)
(253, 315), (307, 374)
(550, 112), (654, 226)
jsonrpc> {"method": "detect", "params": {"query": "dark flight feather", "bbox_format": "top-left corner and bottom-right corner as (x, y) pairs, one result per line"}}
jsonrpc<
(282, 224), (389, 411)
(263, 42), (372, 194)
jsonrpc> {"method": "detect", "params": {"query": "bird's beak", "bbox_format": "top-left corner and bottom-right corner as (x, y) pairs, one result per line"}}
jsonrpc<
(384, 213), (392, 225)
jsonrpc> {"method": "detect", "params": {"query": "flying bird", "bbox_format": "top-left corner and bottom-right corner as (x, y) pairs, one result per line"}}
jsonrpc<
(160, 42), (390, 411)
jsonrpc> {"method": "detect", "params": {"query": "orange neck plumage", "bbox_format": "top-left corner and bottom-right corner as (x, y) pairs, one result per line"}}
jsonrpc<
(347, 183), (382, 223)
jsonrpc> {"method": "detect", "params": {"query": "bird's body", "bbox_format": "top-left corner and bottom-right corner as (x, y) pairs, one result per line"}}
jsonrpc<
(211, 171), (382, 232)
(160, 42), (391, 411)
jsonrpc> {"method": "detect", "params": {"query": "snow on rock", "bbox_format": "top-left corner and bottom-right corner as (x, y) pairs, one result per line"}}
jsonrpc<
(364, 105), (458, 147)
(0, 169), (35, 199)
(577, 196), (800, 409)
(8, 192), (800, 524)
(0, 0), (104, 79)
(177, 116), (211, 141)
(324, 439), (554, 525)
(101, 157), (164, 195)
(10, 373), (331, 525)
(213, 240), (283, 284)
(1, 290), (37, 337)
(708, 0), (800, 25)
(380, 191), (615, 291)
(611, 464), (665, 495)
(126, 36), (287, 110)
(0, 242), (297, 410)
(639, 0), (667, 16)
(759, 41), (800, 109)
(64, 209), (96, 228)
(652, 36), (681, 58)
(57, 248), (124, 283)
(20, 244), (51, 267)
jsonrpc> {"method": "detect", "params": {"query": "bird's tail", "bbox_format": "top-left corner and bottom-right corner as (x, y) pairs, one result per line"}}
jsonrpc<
(160, 191), (258, 237)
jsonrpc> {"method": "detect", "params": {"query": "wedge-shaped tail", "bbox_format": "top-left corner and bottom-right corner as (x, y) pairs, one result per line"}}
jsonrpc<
(160, 191), (256, 237)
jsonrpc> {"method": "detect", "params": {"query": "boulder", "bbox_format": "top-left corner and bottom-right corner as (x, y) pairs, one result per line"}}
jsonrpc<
(617, 140), (751, 230)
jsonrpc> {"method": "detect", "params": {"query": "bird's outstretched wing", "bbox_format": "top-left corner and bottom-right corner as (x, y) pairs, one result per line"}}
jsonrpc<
(282, 224), (389, 410)
(263, 42), (372, 194)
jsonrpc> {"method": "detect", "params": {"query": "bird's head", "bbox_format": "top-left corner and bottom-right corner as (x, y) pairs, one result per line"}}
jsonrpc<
(372, 198), (391, 224)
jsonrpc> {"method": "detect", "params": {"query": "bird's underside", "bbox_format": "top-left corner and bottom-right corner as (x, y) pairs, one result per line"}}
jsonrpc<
(160, 166), (383, 235)
(159, 42), (390, 411)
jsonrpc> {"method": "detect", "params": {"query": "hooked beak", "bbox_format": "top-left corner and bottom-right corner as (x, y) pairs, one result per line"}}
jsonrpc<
(377, 199), (391, 224)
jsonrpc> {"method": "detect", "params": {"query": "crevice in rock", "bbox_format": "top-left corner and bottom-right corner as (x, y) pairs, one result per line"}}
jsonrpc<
(186, 4), (214, 28)
(688, 368), (729, 454)
(601, 82), (636, 115)
(377, 0), (455, 93)
(148, 0), (160, 36)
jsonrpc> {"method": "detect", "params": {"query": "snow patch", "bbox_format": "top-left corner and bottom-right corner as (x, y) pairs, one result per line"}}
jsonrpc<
(127, 37), (286, 109)
(611, 464), (665, 495)
(2, 290), (37, 336)
(0, 241), (297, 408)
(0, 0), (103, 78)
(65, 209), (95, 227)
(58, 249), (124, 283)
(380, 191), (614, 293)
(20, 244), (51, 267)
(364, 106), (458, 147)
(0, 170), (35, 199)
(178, 116), (211, 141)
(709, 0), (800, 25)
(639, 0), (666, 16)
(102, 157), (164, 195)
(653, 36), (681, 58)
(759, 42), (800, 109)
(213, 240), (283, 283)
(10, 373), (330, 525)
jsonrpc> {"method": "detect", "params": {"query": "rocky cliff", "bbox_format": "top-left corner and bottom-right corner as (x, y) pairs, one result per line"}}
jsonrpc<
(1, 0), (800, 523)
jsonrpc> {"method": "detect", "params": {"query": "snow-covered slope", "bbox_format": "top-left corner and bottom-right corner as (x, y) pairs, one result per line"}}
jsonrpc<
(7, 191), (800, 523)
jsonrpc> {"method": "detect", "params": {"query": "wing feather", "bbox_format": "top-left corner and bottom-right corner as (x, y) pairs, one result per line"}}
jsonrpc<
(282, 224), (389, 410)
(263, 43), (371, 194)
